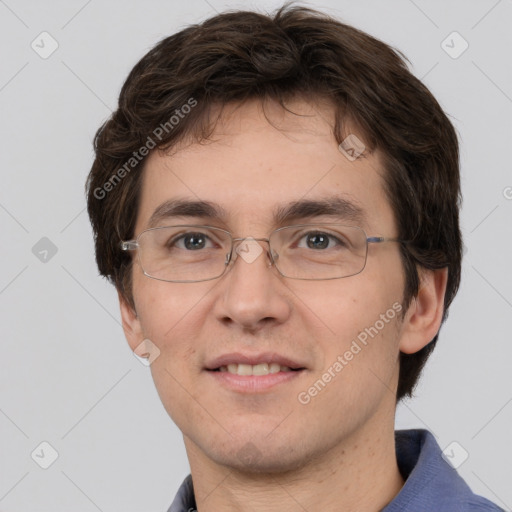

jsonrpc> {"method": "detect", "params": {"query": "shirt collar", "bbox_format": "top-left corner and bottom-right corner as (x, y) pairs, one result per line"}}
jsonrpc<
(383, 429), (473, 511)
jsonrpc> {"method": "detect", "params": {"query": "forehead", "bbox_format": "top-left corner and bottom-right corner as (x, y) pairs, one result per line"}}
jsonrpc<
(135, 99), (395, 235)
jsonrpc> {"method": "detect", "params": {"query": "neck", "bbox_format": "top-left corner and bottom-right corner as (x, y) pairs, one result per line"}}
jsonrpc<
(184, 418), (404, 512)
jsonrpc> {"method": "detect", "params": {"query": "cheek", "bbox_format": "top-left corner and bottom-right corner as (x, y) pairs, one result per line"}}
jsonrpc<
(305, 307), (401, 425)
(132, 278), (206, 402)
(299, 274), (403, 387)
(133, 279), (210, 425)
(133, 272), (210, 342)
(132, 276), (219, 379)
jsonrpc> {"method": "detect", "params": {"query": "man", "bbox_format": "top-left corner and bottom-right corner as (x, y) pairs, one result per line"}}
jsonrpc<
(86, 5), (502, 511)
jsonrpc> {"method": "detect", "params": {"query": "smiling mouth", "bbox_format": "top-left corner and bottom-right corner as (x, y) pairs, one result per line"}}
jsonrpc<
(209, 363), (305, 376)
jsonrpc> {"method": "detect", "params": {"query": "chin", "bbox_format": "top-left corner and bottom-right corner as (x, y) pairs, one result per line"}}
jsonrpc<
(215, 443), (310, 475)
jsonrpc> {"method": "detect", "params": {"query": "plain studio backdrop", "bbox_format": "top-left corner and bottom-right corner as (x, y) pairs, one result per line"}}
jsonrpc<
(0, 0), (511, 510)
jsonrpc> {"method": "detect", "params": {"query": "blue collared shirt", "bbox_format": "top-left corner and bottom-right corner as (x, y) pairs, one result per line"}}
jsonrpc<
(167, 429), (503, 511)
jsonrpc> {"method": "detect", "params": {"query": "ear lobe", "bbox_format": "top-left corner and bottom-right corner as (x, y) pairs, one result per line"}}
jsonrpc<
(118, 290), (144, 352)
(399, 267), (448, 355)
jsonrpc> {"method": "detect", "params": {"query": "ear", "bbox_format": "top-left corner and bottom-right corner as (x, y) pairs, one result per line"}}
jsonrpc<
(118, 289), (144, 352)
(399, 267), (448, 354)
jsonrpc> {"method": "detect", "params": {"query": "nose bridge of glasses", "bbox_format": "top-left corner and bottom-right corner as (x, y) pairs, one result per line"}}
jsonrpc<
(228, 236), (275, 267)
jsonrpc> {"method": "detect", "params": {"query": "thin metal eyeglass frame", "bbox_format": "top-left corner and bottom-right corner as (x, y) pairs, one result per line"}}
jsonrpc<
(120, 224), (407, 283)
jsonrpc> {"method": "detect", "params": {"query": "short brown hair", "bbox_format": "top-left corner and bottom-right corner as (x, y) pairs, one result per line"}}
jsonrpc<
(86, 4), (462, 402)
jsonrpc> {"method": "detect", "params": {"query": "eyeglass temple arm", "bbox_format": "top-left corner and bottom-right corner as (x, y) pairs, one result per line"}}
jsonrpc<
(367, 236), (408, 244)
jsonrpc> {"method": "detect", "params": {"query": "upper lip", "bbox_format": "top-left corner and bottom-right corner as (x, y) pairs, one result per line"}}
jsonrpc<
(205, 352), (307, 370)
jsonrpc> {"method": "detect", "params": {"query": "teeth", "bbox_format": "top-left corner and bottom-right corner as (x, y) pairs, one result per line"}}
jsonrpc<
(269, 363), (281, 374)
(252, 363), (269, 376)
(220, 363), (295, 375)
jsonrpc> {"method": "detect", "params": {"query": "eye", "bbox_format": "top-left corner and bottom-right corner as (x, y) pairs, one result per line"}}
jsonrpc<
(297, 231), (347, 250)
(172, 232), (215, 250)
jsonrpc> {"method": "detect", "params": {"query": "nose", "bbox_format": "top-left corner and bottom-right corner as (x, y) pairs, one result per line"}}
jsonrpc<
(213, 237), (291, 332)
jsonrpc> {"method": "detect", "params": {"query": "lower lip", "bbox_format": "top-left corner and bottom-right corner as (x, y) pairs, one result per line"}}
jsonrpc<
(206, 369), (305, 392)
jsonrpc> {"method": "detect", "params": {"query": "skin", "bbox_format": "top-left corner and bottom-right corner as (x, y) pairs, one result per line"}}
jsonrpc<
(119, 98), (448, 511)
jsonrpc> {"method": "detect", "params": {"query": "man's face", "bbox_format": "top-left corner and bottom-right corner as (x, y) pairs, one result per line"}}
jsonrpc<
(123, 98), (407, 472)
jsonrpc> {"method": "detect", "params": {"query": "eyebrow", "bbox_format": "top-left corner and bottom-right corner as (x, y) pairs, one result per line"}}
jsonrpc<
(146, 196), (366, 229)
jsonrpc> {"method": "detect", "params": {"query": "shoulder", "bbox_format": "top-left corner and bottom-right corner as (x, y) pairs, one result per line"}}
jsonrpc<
(458, 496), (505, 511)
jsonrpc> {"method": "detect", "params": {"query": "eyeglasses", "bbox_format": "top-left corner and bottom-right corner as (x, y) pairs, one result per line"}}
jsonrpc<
(120, 224), (405, 283)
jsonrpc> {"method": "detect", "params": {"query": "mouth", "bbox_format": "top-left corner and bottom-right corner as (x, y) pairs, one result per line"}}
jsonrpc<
(204, 354), (307, 393)
(209, 363), (305, 376)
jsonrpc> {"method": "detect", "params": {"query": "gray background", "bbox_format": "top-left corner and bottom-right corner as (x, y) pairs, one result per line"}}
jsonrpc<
(1, 0), (511, 510)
